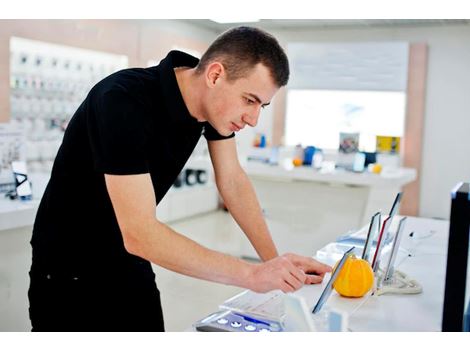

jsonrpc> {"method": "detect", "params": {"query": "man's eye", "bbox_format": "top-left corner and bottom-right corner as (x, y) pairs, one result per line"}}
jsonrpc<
(245, 97), (255, 104)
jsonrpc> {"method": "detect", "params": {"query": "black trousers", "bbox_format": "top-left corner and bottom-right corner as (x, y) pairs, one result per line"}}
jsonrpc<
(28, 264), (165, 332)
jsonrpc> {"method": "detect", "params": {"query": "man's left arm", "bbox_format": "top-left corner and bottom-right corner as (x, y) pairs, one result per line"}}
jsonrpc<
(208, 138), (278, 262)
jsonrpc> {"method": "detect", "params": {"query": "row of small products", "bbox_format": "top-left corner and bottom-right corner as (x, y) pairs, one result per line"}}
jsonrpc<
(173, 169), (208, 188)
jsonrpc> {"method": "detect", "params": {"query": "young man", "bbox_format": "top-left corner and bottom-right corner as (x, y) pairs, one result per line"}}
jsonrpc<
(28, 26), (331, 332)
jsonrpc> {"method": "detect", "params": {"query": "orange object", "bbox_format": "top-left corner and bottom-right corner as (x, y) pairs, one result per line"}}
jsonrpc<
(372, 163), (383, 174)
(292, 158), (303, 167)
(333, 254), (374, 298)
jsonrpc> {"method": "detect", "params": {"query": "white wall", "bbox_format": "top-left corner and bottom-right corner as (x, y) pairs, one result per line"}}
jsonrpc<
(244, 24), (470, 220)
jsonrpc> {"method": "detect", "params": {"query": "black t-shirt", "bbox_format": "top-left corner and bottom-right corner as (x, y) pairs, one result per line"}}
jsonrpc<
(31, 50), (234, 275)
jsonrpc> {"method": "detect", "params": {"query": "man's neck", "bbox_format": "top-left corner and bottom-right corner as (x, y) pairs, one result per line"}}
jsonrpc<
(174, 67), (206, 122)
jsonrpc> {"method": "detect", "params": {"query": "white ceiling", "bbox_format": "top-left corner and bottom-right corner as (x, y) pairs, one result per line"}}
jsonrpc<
(180, 19), (470, 33)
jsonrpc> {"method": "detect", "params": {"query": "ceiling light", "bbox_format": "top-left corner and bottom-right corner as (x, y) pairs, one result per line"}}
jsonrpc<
(210, 19), (260, 24)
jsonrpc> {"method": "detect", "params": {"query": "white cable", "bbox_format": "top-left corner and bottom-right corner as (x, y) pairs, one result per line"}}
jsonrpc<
(374, 269), (423, 296)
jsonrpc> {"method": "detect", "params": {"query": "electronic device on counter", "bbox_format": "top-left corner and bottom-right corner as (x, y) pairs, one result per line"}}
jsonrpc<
(312, 247), (355, 314)
(373, 215), (423, 296)
(371, 215), (391, 273)
(362, 212), (381, 263)
(195, 247), (355, 332)
(336, 192), (403, 247)
(352, 152), (366, 172)
(442, 182), (470, 332)
(12, 161), (32, 200)
(382, 217), (407, 282)
(385, 192), (403, 242)
(193, 310), (282, 332)
(216, 290), (284, 323)
(185, 169), (198, 186)
(172, 169), (208, 188)
(196, 169), (207, 184)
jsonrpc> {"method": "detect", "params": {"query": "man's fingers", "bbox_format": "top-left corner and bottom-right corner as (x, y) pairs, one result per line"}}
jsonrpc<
(280, 280), (296, 293)
(318, 261), (333, 273)
(283, 270), (304, 291)
(303, 259), (332, 275)
(279, 263), (304, 291)
(273, 254), (331, 292)
(285, 253), (332, 275)
(305, 274), (324, 284)
(289, 265), (307, 284)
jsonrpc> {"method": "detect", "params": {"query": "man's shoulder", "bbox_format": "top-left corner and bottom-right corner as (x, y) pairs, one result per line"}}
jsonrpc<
(90, 67), (158, 106)
(93, 67), (156, 95)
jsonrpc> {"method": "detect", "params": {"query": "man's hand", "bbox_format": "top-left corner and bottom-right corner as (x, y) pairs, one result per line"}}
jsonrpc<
(246, 254), (332, 293)
(247, 255), (306, 293)
(283, 253), (332, 285)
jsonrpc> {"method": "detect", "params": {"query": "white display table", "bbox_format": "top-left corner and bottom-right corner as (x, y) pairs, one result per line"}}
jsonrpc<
(201, 216), (448, 332)
(0, 156), (219, 232)
(240, 161), (417, 259)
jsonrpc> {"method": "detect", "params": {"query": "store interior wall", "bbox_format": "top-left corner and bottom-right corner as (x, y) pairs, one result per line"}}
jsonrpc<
(0, 21), (217, 330)
(0, 19), (218, 122)
(260, 24), (470, 220)
(1, 20), (469, 220)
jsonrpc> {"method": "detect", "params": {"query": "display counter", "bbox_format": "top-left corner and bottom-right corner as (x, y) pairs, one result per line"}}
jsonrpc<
(194, 216), (448, 332)
(239, 161), (417, 259)
(0, 156), (219, 232)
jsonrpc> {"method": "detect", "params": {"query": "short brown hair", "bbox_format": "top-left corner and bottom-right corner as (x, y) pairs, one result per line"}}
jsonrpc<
(196, 26), (289, 87)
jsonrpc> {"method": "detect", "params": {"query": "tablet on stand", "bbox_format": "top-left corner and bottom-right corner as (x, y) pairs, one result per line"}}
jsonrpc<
(362, 212), (381, 263)
(312, 246), (355, 314)
(382, 217), (407, 283)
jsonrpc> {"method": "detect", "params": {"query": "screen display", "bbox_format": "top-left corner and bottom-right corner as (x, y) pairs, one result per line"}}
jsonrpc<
(442, 182), (470, 331)
(465, 236), (470, 331)
(312, 247), (355, 314)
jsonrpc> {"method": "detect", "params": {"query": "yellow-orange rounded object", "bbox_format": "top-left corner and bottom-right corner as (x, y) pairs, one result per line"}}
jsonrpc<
(292, 158), (303, 167)
(372, 163), (382, 174)
(333, 254), (374, 298)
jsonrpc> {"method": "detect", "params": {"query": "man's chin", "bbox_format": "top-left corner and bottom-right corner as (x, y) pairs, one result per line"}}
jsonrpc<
(207, 121), (234, 136)
(217, 127), (235, 137)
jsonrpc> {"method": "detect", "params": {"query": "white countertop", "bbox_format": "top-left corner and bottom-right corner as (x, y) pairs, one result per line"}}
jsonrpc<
(0, 173), (49, 232)
(208, 216), (449, 332)
(243, 161), (417, 187)
(0, 157), (215, 232)
(333, 216), (449, 331)
(285, 217), (448, 331)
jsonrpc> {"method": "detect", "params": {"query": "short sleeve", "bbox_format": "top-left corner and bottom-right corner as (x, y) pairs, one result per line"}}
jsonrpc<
(203, 122), (235, 141)
(88, 89), (150, 175)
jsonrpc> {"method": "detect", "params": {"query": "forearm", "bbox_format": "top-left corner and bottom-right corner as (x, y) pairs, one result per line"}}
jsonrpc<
(124, 218), (255, 289)
(217, 170), (278, 261)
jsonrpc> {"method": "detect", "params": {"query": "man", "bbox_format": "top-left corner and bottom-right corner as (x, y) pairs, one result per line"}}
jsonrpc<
(28, 26), (331, 332)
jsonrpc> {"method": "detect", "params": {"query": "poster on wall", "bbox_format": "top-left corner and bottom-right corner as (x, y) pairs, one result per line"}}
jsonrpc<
(339, 132), (360, 154)
(376, 136), (401, 154)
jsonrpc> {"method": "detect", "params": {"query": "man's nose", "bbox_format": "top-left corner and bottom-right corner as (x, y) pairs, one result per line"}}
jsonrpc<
(242, 110), (260, 127)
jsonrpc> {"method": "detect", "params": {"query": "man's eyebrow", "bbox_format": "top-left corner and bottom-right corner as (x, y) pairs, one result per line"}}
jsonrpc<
(247, 93), (271, 107)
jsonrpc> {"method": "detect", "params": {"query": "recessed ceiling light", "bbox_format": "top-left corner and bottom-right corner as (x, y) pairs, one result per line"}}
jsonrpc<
(210, 19), (260, 24)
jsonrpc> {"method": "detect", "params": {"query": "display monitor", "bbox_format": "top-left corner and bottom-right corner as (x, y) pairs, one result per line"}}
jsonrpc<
(442, 182), (470, 332)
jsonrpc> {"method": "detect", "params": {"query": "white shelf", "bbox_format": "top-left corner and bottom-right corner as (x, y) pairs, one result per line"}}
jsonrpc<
(0, 170), (220, 232)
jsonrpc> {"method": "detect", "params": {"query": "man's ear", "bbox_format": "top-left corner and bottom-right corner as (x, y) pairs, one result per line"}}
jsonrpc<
(205, 62), (225, 87)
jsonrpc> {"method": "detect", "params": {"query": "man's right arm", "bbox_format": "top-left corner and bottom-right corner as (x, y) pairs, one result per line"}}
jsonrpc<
(104, 173), (308, 293)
